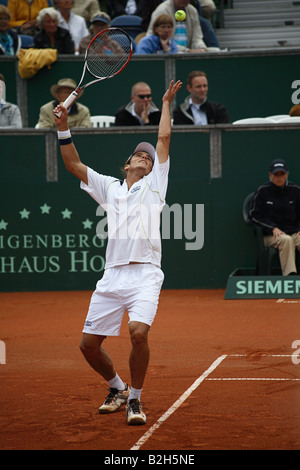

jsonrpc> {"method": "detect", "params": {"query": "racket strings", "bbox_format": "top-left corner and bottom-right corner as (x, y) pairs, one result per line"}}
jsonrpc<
(87, 30), (131, 78)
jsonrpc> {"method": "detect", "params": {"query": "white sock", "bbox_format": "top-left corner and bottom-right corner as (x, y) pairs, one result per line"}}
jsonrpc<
(129, 387), (142, 401)
(107, 373), (125, 391)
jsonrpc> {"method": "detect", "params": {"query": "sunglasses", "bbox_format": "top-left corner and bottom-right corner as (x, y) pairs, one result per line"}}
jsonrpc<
(136, 94), (152, 99)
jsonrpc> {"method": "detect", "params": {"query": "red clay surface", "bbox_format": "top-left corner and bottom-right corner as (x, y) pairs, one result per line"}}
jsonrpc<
(0, 289), (299, 450)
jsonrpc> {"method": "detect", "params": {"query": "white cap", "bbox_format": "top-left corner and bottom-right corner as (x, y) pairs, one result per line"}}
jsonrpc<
(132, 142), (155, 162)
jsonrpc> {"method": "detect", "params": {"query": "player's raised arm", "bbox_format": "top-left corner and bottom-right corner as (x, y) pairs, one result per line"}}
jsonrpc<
(53, 103), (88, 184)
(156, 80), (182, 164)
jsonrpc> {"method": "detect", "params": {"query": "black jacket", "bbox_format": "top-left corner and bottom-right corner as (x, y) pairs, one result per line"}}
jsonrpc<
(115, 101), (161, 126)
(249, 181), (300, 235)
(33, 27), (74, 54)
(173, 96), (230, 125)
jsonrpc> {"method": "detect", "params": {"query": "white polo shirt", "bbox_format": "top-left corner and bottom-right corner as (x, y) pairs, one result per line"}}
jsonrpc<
(80, 152), (169, 268)
(58, 11), (89, 50)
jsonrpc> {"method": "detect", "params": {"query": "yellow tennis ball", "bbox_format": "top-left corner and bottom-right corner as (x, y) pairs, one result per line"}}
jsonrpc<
(175, 10), (186, 21)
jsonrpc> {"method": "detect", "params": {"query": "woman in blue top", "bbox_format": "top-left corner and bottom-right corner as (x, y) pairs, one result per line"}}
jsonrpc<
(136, 14), (178, 54)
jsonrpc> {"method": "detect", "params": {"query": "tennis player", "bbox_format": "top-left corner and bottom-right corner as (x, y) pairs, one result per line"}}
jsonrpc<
(53, 79), (182, 425)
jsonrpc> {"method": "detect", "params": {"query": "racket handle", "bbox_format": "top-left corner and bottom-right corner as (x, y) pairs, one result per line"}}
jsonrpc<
(53, 91), (79, 118)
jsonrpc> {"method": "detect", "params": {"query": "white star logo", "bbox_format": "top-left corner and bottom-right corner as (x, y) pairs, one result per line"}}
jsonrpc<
(40, 203), (51, 214)
(0, 219), (8, 230)
(61, 208), (72, 219)
(19, 208), (30, 219)
(82, 218), (93, 229)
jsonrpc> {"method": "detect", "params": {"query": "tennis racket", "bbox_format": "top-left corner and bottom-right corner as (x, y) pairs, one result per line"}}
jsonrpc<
(54, 28), (133, 117)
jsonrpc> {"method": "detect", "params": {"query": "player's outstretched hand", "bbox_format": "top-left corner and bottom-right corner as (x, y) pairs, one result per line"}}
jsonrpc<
(162, 80), (182, 104)
(53, 103), (69, 131)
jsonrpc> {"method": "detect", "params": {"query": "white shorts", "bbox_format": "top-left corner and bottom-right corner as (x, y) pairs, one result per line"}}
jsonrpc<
(82, 263), (164, 336)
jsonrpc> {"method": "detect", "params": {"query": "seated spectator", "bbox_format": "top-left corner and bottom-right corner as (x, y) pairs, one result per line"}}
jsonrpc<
(79, 11), (111, 54)
(147, 0), (207, 52)
(37, 78), (92, 128)
(7, 0), (49, 36)
(108, 0), (143, 18)
(73, 0), (101, 24)
(136, 14), (178, 54)
(141, 0), (219, 49)
(173, 70), (230, 125)
(115, 81), (161, 125)
(0, 5), (21, 55)
(34, 7), (75, 53)
(249, 159), (300, 276)
(54, 0), (89, 53)
(190, 0), (219, 48)
(0, 73), (22, 128)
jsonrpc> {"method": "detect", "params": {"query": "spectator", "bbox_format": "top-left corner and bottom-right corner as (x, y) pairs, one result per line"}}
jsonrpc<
(79, 11), (111, 54)
(173, 70), (230, 125)
(73, 0), (100, 24)
(147, 0), (207, 52)
(136, 14), (178, 54)
(249, 159), (300, 276)
(190, 0), (219, 48)
(115, 81), (161, 126)
(34, 7), (75, 53)
(7, 0), (49, 36)
(37, 78), (92, 128)
(108, 0), (143, 18)
(0, 73), (22, 128)
(54, 0), (89, 53)
(0, 5), (21, 55)
(141, 0), (219, 49)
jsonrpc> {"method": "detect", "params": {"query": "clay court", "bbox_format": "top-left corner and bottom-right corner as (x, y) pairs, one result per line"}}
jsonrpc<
(0, 289), (299, 451)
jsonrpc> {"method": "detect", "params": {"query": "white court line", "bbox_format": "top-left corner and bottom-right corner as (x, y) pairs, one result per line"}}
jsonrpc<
(230, 354), (295, 357)
(130, 354), (227, 451)
(207, 378), (300, 381)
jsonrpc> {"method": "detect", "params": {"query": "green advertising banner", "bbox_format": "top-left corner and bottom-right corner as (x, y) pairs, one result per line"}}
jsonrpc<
(0, 182), (107, 291)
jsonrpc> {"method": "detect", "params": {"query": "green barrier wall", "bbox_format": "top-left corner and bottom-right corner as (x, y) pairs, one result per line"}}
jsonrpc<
(1, 51), (300, 291)
(1, 126), (299, 292)
(1, 49), (299, 126)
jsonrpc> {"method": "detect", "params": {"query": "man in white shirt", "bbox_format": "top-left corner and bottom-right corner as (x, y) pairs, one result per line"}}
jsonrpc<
(54, 0), (89, 52)
(53, 79), (182, 425)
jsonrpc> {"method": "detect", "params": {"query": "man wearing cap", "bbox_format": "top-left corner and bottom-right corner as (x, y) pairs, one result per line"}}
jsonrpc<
(53, 79), (182, 424)
(249, 159), (300, 276)
(37, 78), (92, 128)
(79, 11), (111, 54)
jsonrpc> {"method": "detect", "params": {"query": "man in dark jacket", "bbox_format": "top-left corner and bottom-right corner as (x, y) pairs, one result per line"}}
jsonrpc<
(173, 70), (230, 125)
(115, 81), (161, 126)
(249, 159), (300, 276)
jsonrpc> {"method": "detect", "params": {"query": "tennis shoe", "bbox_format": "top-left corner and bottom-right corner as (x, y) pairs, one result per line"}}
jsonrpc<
(126, 399), (146, 425)
(99, 383), (130, 414)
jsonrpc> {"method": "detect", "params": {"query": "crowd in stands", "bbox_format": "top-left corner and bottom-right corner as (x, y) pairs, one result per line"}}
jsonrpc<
(1, 2), (300, 278)
(0, 0), (220, 56)
(0, 1), (298, 131)
(0, 0), (222, 130)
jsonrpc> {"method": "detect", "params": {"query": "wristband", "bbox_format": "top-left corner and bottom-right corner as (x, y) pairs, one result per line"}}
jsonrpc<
(57, 129), (72, 145)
